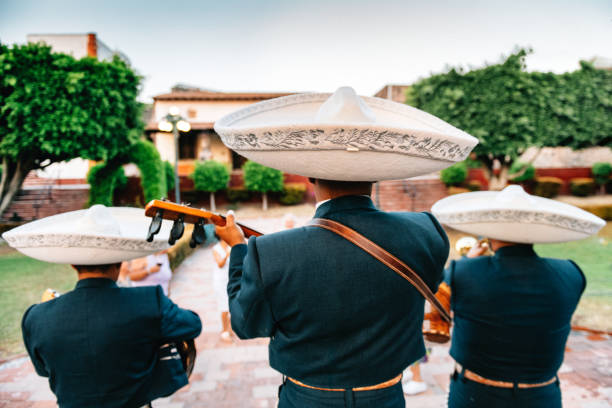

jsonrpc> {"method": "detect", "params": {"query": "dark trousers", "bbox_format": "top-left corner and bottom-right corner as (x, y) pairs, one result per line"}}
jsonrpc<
(278, 379), (405, 408)
(448, 371), (562, 408)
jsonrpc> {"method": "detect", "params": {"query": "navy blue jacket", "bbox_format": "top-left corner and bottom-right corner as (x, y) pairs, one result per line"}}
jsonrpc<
(228, 195), (449, 388)
(446, 245), (585, 383)
(22, 278), (202, 408)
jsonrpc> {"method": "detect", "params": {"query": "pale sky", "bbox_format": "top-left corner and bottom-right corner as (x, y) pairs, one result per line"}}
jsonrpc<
(1, 0), (610, 102)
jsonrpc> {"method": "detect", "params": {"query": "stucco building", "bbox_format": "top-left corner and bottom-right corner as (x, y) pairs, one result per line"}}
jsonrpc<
(146, 88), (294, 178)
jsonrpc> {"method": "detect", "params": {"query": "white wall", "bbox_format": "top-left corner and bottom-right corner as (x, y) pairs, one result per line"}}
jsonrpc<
(154, 100), (254, 123)
(36, 158), (90, 179)
(27, 34), (88, 58)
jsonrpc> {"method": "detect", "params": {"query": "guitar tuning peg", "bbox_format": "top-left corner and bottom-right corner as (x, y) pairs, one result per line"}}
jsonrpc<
(189, 219), (206, 248)
(168, 214), (185, 245)
(146, 210), (164, 242)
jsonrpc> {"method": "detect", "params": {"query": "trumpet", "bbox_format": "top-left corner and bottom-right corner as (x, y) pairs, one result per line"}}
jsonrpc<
(455, 236), (490, 257)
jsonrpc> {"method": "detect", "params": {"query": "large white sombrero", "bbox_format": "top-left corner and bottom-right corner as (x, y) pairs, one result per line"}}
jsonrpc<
(2, 205), (170, 265)
(214, 87), (479, 181)
(431, 185), (605, 243)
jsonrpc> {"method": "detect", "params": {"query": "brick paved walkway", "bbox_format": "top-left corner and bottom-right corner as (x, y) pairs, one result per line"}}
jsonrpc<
(0, 216), (611, 407)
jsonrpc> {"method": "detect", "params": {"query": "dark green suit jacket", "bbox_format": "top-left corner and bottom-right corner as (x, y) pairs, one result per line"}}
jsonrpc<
(228, 195), (449, 388)
(22, 278), (202, 408)
(446, 245), (585, 383)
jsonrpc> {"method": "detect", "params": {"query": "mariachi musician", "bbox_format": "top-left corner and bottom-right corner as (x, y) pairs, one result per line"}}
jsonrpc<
(3, 205), (202, 408)
(430, 185), (605, 408)
(212, 87), (478, 407)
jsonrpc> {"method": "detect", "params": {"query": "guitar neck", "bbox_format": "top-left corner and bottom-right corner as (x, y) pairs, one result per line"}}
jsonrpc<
(144, 200), (264, 238)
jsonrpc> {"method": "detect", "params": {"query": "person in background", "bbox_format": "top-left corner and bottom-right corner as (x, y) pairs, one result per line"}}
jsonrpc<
(402, 351), (430, 395)
(121, 249), (173, 296)
(282, 213), (297, 230)
(212, 236), (234, 342)
(430, 186), (605, 408)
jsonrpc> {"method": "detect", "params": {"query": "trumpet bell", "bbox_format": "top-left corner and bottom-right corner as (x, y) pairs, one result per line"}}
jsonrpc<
(455, 236), (478, 254)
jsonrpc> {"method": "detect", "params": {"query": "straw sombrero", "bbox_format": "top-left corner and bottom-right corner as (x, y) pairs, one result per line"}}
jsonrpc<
(214, 87), (478, 181)
(2, 205), (170, 265)
(431, 185), (605, 243)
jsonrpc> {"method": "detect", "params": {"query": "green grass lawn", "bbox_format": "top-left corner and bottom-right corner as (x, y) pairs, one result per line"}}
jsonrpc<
(534, 229), (612, 331)
(0, 223), (610, 360)
(0, 247), (75, 360)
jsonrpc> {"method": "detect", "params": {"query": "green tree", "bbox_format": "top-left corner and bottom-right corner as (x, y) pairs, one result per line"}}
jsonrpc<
(191, 160), (230, 211)
(0, 42), (143, 214)
(410, 48), (612, 189)
(592, 162), (612, 194)
(243, 161), (283, 211)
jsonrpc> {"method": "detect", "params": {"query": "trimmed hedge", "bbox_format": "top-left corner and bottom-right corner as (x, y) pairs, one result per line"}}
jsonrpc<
(440, 162), (467, 186)
(88, 140), (165, 206)
(164, 161), (175, 193)
(570, 178), (597, 197)
(87, 162), (125, 207)
(130, 140), (166, 202)
(533, 176), (562, 198)
(509, 161), (535, 182)
(227, 186), (251, 202)
(579, 204), (612, 221)
(466, 180), (482, 191)
(447, 186), (470, 195)
(280, 183), (307, 205)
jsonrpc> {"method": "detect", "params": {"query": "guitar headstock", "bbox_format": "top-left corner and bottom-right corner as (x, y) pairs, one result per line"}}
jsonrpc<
(144, 199), (263, 246)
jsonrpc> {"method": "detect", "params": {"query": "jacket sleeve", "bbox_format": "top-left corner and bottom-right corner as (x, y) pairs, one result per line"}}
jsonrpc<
(159, 286), (202, 342)
(21, 305), (49, 377)
(424, 212), (450, 288)
(227, 238), (276, 339)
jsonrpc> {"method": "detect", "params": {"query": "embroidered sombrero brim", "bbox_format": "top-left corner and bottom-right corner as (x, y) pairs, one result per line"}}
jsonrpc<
(214, 87), (478, 181)
(431, 185), (605, 243)
(2, 207), (170, 265)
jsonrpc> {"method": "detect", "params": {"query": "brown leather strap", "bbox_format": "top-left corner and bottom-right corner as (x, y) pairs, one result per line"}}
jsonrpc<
(307, 218), (451, 323)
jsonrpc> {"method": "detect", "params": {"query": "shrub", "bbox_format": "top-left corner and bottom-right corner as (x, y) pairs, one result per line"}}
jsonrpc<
(227, 186), (251, 202)
(87, 162), (125, 207)
(592, 162), (612, 186)
(243, 161), (283, 210)
(579, 204), (612, 220)
(164, 161), (175, 193)
(466, 180), (482, 191)
(508, 161), (535, 182)
(280, 183), (307, 205)
(447, 186), (471, 195)
(191, 160), (230, 211)
(129, 140), (166, 203)
(532, 176), (562, 198)
(440, 162), (467, 186)
(570, 178), (597, 197)
(87, 140), (166, 207)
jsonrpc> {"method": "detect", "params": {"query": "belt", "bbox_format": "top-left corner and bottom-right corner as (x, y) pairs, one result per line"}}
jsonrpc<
(455, 364), (557, 389)
(288, 374), (402, 392)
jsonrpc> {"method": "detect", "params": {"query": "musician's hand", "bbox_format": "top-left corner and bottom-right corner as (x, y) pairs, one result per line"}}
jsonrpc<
(467, 242), (488, 258)
(215, 211), (245, 247)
